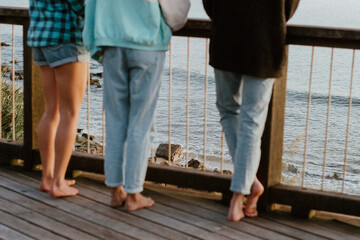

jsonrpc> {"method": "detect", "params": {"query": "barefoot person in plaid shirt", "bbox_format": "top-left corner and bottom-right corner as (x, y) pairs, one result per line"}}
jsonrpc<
(27, 0), (89, 197)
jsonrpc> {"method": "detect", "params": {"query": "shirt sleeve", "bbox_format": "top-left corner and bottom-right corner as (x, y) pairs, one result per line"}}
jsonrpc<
(67, 0), (85, 16)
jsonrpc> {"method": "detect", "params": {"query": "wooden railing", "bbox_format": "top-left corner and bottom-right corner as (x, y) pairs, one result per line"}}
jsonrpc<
(0, 7), (359, 218)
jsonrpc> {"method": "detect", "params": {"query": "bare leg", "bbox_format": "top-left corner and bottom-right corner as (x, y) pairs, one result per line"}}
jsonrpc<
(124, 193), (155, 212)
(37, 66), (59, 192)
(228, 192), (245, 221)
(49, 62), (87, 197)
(110, 186), (127, 207)
(244, 177), (264, 217)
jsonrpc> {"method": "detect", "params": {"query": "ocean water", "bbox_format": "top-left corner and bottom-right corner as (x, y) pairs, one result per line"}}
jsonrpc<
(1, 0), (359, 195)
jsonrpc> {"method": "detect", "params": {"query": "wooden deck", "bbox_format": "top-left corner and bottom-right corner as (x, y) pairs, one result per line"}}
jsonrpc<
(0, 166), (359, 240)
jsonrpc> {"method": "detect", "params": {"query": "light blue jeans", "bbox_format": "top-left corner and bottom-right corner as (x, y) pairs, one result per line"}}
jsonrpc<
(103, 47), (165, 193)
(215, 69), (275, 195)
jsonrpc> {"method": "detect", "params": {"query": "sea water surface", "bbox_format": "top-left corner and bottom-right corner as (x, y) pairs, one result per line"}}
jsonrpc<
(1, 0), (359, 195)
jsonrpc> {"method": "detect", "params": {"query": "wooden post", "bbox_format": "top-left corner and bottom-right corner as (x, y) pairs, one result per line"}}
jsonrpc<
(31, 60), (43, 150)
(23, 22), (34, 170)
(257, 46), (289, 211)
(23, 23), (44, 170)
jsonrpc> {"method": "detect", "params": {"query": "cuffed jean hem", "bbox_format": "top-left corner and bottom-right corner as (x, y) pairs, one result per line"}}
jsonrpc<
(229, 187), (251, 195)
(124, 186), (144, 194)
(105, 181), (124, 188)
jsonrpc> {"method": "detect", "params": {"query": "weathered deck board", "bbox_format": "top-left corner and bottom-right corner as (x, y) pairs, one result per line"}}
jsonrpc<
(0, 224), (33, 240)
(0, 166), (359, 240)
(0, 187), (123, 239)
(76, 178), (292, 240)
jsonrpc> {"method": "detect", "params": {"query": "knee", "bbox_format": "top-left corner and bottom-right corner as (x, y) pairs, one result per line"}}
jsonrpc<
(59, 108), (79, 122)
(42, 109), (60, 123)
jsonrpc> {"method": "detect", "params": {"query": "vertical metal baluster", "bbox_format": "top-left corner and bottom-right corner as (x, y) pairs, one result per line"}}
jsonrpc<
(342, 50), (355, 193)
(321, 48), (334, 191)
(168, 41), (172, 165)
(301, 46), (315, 188)
(203, 39), (209, 171)
(102, 106), (105, 156)
(220, 130), (224, 174)
(185, 37), (190, 168)
(11, 25), (15, 140)
(0, 25), (2, 138)
(87, 56), (90, 153)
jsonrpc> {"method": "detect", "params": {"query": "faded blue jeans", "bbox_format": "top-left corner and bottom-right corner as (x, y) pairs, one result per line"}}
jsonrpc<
(215, 69), (275, 195)
(103, 47), (165, 193)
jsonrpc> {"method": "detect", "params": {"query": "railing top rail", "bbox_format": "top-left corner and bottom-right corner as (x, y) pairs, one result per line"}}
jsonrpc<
(176, 19), (360, 49)
(0, 6), (29, 25)
(0, 7), (359, 49)
(287, 24), (360, 49)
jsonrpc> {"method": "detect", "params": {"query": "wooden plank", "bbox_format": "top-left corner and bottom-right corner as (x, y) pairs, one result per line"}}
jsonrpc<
(67, 153), (232, 194)
(263, 212), (360, 240)
(77, 178), (295, 240)
(142, 183), (329, 240)
(0, 198), (98, 240)
(0, 210), (65, 240)
(269, 184), (360, 217)
(11, 170), (197, 240)
(0, 140), (24, 164)
(68, 184), (231, 240)
(69, 190), (195, 240)
(0, 224), (33, 240)
(0, 174), (160, 240)
(149, 203), (261, 240)
(0, 187), (122, 240)
(287, 25), (360, 49)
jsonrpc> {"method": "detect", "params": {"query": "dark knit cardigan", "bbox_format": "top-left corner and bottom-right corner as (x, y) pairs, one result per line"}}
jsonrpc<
(203, 0), (300, 78)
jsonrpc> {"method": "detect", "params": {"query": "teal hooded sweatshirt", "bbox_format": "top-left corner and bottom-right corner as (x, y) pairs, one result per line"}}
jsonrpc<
(83, 0), (172, 63)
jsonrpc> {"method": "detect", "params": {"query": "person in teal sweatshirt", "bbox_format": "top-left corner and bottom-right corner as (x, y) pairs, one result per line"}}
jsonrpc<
(83, 0), (172, 211)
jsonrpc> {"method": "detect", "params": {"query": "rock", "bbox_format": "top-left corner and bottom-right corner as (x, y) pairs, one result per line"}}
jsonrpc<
(288, 164), (298, 174)
(223, 170), (232, 175)
(82, 133), (95, 141)
(148, 157), (156, 164)
(1, 65), (11, 73)
(90, 72), (102, 78)
(1, 42), (9, 46)
(213, 168), (221, 173)
(90, 78), (102, 88)
(9, 60), (18, 64)
(155, 143), (183, 162)
(160, 160), (170, 166)
(187, 158), (203, 169)
(75, 135), (104, 155)
(10, 71), (24, 80)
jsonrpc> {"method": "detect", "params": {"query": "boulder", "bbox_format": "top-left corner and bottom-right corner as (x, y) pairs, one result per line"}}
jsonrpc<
(223, 170), (232, 175)
(187, 159), (203, 169)
(1, 65), (11, 73)
(82, 133), (95, 141)
(155, 143), (183, 162)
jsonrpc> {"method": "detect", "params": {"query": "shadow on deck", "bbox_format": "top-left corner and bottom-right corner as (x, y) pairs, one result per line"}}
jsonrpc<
(0, 166), (359, 240)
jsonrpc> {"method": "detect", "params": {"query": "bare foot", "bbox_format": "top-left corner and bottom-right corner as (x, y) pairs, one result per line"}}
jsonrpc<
(124, 193), (154, 212)
(244, 177), (264, 217)
(228, 193), (245, 221)
(110, 186), (127, 207)
(40, 179), (76, 192)
(49, 181), (79, 197)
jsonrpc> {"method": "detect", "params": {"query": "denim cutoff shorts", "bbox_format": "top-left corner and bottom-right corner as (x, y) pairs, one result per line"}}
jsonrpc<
(32, 43), (89, 68)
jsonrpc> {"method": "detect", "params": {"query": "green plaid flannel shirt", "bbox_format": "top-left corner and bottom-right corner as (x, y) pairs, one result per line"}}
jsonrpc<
(27, 0), (85, 47)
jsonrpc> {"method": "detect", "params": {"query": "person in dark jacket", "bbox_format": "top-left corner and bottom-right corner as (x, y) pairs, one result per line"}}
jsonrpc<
(203, 0), (300, 221)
